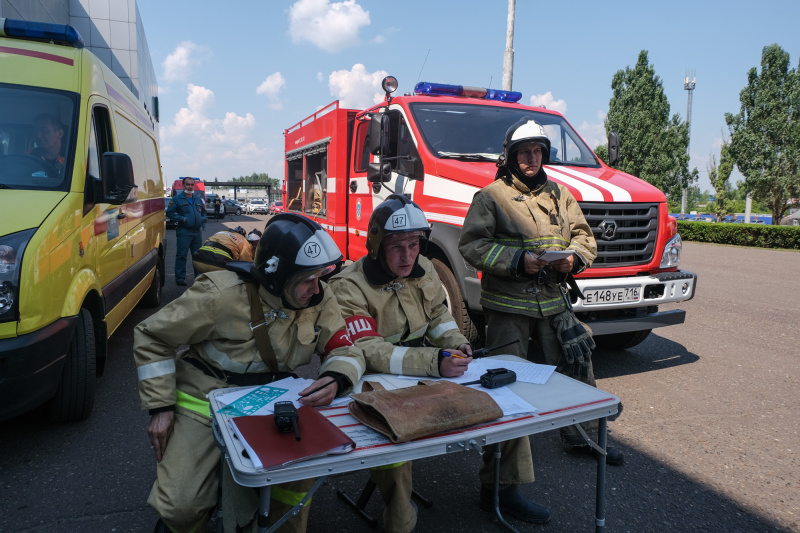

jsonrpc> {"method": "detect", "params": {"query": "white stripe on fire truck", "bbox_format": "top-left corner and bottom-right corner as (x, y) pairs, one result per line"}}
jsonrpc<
(319, 224), (348, 232)
(550, 166), (632, 202)
(422, 174), (480, 204)
(544, 168), (605, 201)
(424, 212), (466, 226)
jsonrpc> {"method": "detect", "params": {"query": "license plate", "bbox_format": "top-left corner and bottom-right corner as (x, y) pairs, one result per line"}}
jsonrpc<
(583, 287), (640, 305)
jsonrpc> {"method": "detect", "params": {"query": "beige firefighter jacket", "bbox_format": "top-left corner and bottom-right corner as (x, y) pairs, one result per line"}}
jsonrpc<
(459, 173), (597, 318)
(134, 270), (365, 412)
(329, 255), (469, 377)
(200, 231), (254, 262)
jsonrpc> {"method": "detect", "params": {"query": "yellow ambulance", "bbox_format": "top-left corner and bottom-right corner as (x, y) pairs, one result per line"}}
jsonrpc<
(0, 19), (166, 421)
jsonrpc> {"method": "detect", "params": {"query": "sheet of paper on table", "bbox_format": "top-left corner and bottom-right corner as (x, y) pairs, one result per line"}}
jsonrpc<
(216, 377), (315, 416)
(463, 384), (537, 416)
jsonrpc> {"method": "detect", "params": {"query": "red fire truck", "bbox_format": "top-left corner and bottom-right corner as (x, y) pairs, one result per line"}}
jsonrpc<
(283, 77), (697, 349)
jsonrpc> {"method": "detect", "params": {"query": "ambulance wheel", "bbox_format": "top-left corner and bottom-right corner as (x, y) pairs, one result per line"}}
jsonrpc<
(48, 308), (96, 422)
(431, 257), (480, 345)
(139, 256), (163, 308)
(594, 329), (652, 350)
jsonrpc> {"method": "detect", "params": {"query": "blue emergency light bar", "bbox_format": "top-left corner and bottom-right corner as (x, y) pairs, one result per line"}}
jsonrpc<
(414, 82), (522, 103)
(0, 18), (85, 48)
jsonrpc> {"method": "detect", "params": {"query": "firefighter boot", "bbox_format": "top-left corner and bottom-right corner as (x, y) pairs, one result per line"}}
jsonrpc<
(370, 462), (417, 533)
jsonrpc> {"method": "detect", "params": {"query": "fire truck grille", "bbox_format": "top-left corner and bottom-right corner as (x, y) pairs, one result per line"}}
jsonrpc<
(579, 202), (658, 267)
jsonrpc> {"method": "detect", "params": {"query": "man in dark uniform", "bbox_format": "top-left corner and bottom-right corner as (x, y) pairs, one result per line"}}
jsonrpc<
(166, 177), (207, 286)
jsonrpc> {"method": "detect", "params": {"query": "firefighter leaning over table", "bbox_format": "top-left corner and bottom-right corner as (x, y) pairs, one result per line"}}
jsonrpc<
(329, 195), (550, 530)
(458, 118), (624, 469)
(134, 213), (365, 533)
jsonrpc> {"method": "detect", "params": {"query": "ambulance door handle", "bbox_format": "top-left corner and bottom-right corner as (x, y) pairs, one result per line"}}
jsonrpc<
(349, 181), (357, 193)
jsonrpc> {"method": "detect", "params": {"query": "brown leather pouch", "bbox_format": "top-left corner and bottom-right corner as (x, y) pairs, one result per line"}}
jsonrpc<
(348, 380), (503, 443)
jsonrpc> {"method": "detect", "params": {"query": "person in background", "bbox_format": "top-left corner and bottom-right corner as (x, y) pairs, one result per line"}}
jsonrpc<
(192, 226), (257, 274)
(212, 195), (222, 220)
(166, 177), (207, 286)
(458, 119), (624, 474)
(135, 213), (365, 533)
(330, 195), (549, 530)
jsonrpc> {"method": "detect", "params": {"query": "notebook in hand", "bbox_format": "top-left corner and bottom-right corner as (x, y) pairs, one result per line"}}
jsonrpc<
(230, 405), (355, 471)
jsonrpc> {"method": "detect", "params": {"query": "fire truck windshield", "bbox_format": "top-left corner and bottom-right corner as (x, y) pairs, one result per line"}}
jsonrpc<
(408, 102), (601, 168)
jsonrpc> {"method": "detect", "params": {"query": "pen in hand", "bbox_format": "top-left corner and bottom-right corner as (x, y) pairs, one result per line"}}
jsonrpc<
(442, 350), (468, 360)
(298, 378), (338, 398)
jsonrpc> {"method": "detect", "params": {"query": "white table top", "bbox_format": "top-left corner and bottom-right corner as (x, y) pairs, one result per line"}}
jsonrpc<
(210, 355), (619, 488)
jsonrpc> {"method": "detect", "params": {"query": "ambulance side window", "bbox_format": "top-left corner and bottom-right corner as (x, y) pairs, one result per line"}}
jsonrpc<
(84, 106), (113, 214)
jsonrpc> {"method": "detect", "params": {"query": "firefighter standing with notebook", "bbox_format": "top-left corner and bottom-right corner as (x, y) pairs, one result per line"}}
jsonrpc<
(134, 214), (365, 533)
(458, 119), (624, 472)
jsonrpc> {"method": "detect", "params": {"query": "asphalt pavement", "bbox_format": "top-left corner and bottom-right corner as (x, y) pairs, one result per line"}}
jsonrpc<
(0, 225), (797, 533)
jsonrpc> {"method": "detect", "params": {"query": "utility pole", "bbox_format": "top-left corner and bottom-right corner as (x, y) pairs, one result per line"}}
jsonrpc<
(502, 0), (516, 91)
(682, 71), (696, 216)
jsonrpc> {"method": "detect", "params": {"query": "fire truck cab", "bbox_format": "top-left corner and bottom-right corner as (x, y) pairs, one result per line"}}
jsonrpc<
(283, 77), (697, 349)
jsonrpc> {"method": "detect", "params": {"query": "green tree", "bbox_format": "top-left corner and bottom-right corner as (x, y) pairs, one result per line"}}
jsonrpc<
(594, 144), (608, 165)
(605, 50), (696, 201)
(725, 44), (800, 225)
(231, 172), (280, 189)
(708, 142), (735, 221)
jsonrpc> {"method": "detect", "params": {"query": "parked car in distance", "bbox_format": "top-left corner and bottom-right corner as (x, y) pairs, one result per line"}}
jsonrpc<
(269, 200), (284, 215)
(224, 199), (242, 215)
(164, 198), (177, 228)
(247, 199), (269, 214)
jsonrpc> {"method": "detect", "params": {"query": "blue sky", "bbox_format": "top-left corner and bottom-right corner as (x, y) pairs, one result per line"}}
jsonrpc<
(137, 0), (799, 193)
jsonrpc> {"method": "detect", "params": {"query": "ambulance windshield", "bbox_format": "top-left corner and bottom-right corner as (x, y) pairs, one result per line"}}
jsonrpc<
(0, 84), (77, 191)
(409, 102), (601, 168)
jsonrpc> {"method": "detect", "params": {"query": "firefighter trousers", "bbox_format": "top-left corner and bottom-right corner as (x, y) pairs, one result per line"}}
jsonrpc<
(484, 308), (598, 444)
(370, 462), (417, 533)
(148, 406), (312, 533)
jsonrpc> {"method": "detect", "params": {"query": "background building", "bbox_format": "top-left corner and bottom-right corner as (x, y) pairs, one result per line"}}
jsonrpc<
(1, 0), (158, 126)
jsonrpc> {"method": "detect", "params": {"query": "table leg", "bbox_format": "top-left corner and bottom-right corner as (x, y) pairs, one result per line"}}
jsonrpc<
(258, 486), (271, 533)
(263, 477), (328, 533)
(595, 417), (608, 533)
(492, 443), (518, 533)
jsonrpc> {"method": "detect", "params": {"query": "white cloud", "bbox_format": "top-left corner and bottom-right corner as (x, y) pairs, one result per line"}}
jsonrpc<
(317, 72), (324, 82)
(160, 84), (268, 181)
(288, 0), (370, 52)
(328, 64), (388, 109)
(256, 72), (287, 110)
(162, 41), (209, 84)
(575, 111), (608, 152)
(529, 92), (567, 115)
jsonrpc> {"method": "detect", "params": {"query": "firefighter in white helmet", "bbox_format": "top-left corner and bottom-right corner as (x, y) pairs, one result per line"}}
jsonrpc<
(459, 119), (623, 483)
(330, 194), (547, 529)
(135, 213), (365, 533)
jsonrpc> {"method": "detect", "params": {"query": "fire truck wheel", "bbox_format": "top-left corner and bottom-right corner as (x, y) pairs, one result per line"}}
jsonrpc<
(594, 329), (652, 350)
(48, 308), (97, 422)
(431, 257), (481, 345)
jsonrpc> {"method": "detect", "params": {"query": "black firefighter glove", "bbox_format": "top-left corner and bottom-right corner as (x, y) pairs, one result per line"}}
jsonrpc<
(550, 309), (595, 381)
